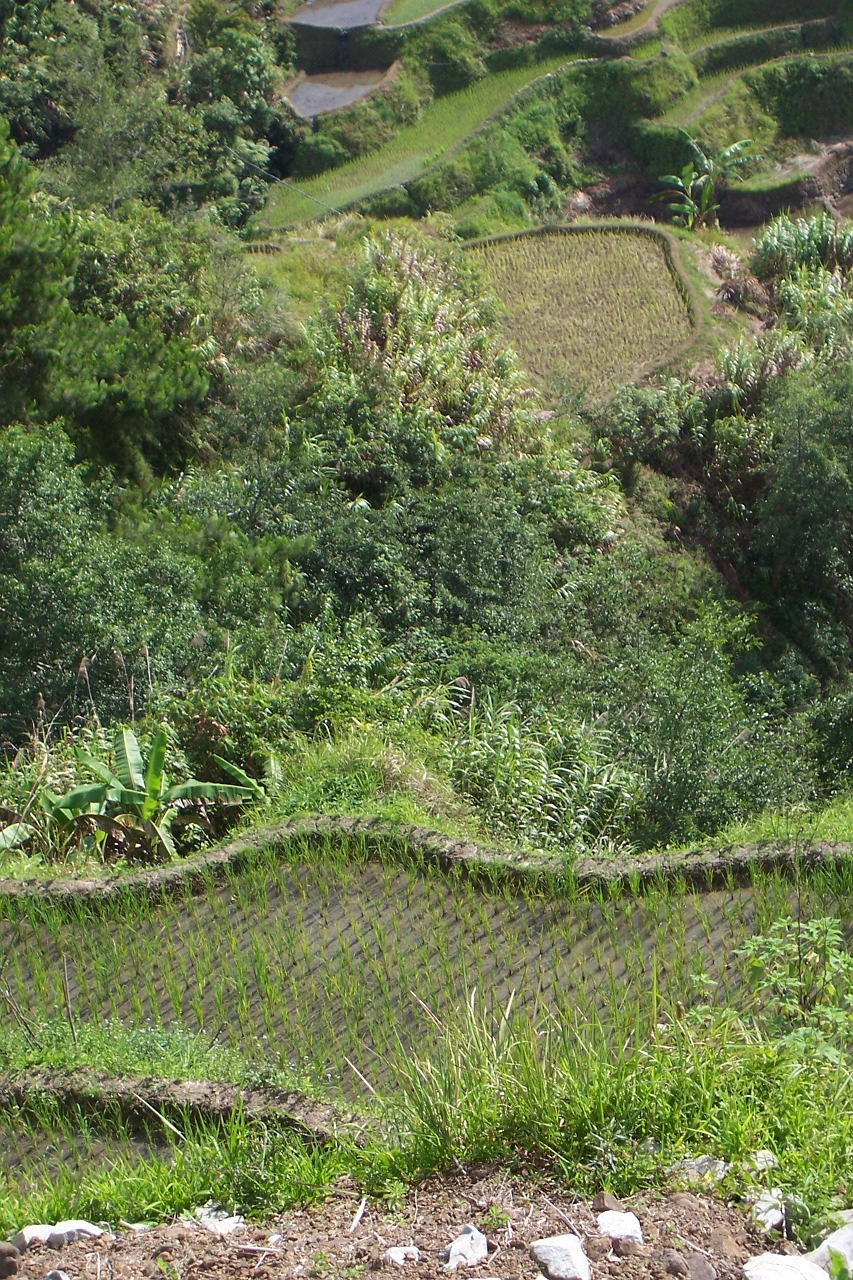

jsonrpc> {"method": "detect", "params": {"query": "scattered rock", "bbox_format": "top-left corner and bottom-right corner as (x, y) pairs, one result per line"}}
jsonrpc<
(530, 1235), (591, 1280)
(744, 1255), (829, 1280)
(685, 1253), (717, 1280)
(597, 1211), (643, 1245)
(440, 1226), (489, 1271)
(584, 1235), (612, 1261)
(10, 1227), (53, 1254)
(653, 1248), (690, 1276)
(384, 1247), (421, 1267)
(670, 1194), (705, 1212)
(613, 1238), (646, 1258)
(592, 1194), (623, 1213)
(748, 1193), (785, 1234)
(745, 1152), (779, 1175)
(674, 1157), (730, 1184)
(47, 1222), (104, 1248)
(709, 1228), (743, 1260)
(0, 1243), (19, 1279)
(192, 1206), (245, 1238)
(806, 1223), (853, 1273)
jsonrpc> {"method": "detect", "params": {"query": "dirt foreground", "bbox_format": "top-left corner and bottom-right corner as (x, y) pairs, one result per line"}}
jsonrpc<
(13, 1176), (777, 1280)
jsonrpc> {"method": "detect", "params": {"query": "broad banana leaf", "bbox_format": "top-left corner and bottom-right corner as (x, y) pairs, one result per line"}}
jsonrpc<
(212, 755), (266, 801)
(145, 816), (177, 860)
(54, 783), (147, 813)
(73, 750), (120, 786)
(0, 822), (35, 850)
(114, 727), (145, 792)
(143, 728), (169, 810)
(165, 781), (254, 802)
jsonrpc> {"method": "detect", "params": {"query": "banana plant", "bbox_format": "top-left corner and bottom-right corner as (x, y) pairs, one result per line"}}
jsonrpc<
(0, 788), (109, 859)
(652, 162), (716, 230)
(653, 136), (756, 230)
(59, 726), (260, 862)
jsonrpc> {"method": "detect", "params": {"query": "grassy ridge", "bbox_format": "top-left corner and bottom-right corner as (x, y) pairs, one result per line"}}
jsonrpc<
(263, 55), (581, 227)
(3, 835), (850, 1092)
(2, 840), (852, 1228)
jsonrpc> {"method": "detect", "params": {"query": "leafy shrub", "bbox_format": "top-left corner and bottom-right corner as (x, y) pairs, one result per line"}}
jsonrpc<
(749, 55), (853, 139)
(614, 609), (792, 849)
(752, 212), (853, 282)
(738, 915), (853, 1055)
(296, 233), (534, 502)
(441, 695), (635, 853)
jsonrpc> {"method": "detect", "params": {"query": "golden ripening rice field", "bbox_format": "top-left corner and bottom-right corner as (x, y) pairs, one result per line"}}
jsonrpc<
(470, 227), (694, 398)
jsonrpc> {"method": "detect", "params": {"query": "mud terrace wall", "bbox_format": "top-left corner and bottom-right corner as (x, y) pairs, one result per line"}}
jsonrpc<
(0, 814), (850, 907)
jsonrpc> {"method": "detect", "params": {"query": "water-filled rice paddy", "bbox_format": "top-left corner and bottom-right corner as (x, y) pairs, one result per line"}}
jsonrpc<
(2, 1100), (167, 1192)
(469, 227), (694, 398)
(286, 70), (391, 118)
(2, 838), (849, 1099)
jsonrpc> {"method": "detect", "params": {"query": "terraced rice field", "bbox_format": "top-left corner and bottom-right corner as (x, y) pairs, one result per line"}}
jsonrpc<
(3, 1106), (164, 1189)
(2, 838), (848, 1100)
(470, 228), (694, 398)
(263, 56), (579, 227)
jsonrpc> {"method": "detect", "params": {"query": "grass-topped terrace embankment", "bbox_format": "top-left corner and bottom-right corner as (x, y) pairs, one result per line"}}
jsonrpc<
(262, 54), (585, 228)
(263, 13), (853, 241)
(1, 823), (852, 1232)
(467, 223), (698, 397)
(2, 822), (852, 1092)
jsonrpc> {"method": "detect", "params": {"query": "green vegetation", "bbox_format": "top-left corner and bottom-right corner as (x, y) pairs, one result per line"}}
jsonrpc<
(7, 0), (853, 1242)
(381, 0), (461, 29)
(2, 847), (853, 1230)
(263, 55), (581, 227)
(470, 226), (694, 396)
(653, 137), (756, 228)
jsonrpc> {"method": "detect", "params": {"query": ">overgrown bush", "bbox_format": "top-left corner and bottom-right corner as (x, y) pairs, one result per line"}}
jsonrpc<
(440, 695), (636, 853)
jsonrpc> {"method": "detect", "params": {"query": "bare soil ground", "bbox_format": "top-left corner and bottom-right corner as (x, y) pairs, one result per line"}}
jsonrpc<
(14, 1176), (775, 1280)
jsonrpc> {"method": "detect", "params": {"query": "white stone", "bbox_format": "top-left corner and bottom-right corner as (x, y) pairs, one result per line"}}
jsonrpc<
(746, 1152), (779, 1174)
(806, 1224), (853, 1273)
(192, 1206), (245, 1237)
(385, 1247), (420, 1267)
(45, 1271), (73, 1280)
(749, 1192), (785, 1234)
(673, 1156), (730, 1183)
(597, 1211), (643, 1244)
(530, 1235), (592, 1280)
(10, 1226), (53, 1253)
(48, 1221), (104, 1248)
(441, 1226), (489, 1271)
(744, 1255), (829, 1280)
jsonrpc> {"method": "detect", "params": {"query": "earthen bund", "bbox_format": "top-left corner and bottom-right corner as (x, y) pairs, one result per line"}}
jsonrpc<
(1, 819), (850, 1179)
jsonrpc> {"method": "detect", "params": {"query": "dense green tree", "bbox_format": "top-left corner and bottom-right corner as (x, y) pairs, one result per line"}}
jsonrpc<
(0, 121), (75, 420)
(745, 370), (853, 676)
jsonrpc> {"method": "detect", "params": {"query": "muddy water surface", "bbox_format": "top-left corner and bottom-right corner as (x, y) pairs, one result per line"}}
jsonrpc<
(290, 0), (387, 29)
(287, 69), (389, 116)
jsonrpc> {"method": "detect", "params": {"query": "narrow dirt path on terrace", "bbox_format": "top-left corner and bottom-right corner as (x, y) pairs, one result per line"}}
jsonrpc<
(11, 1176), (776, 1280)
(593, 0), (683, 43)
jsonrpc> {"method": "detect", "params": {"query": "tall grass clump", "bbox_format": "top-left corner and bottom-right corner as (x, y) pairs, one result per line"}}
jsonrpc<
(389, 991), (853, 1217)
(0, 1109), (355, 1236)
(440, 696), (636, 855)
(753, 212), (853, 281)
